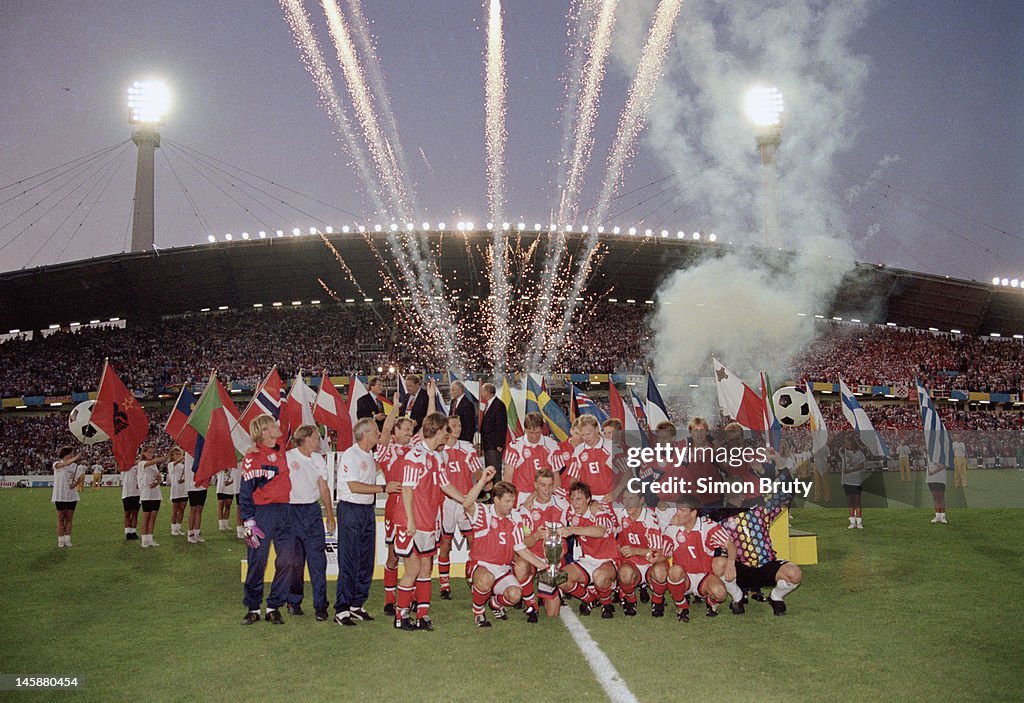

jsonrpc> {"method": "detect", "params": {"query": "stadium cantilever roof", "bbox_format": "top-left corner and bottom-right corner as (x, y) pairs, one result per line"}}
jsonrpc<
(1, 231), (1021, 336)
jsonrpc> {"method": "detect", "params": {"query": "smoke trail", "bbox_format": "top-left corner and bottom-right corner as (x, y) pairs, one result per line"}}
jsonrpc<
(559, 0), (619, 224)
(527, 0), (617, 370)
(279, 0), (385, 216)
(540, 0), (683, 373)
(485, 0), (512, 374)
(552, 0), (597, 208)
(346, 0), (418, 210)
(322, 0), (411, 219)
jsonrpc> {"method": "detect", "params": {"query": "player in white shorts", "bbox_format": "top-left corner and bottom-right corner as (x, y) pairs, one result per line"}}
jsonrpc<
(216, 463), (242, 532)
(136, 446), (167, 548)
(53, 446), (86, 548)
(167, 448), (189, 536)
(614, 491), (667, 617)
(438, 415), (481, 599)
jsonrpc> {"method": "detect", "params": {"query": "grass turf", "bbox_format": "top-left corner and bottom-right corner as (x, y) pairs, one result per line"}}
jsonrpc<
(1, 481), (1021, 702)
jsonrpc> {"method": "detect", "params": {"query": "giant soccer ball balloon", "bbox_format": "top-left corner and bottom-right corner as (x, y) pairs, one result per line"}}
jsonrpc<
(772, 387), (810, 427)
(68, 400), (110, 445)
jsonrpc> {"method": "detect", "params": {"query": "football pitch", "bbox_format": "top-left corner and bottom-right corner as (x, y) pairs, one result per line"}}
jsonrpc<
(1, 478), (1021, 702)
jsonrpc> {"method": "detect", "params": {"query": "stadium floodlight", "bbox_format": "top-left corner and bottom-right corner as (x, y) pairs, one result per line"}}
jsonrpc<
(581, 225), (589, 233)
(127, 80), (171, 125)
(517, 222), (525, 230)
(612, 226), (620, 235)
(309, 227), (317, 235)
(534, 223), (543, 231)
(207, 235), (216, 243)
(342, 225), (350, 233)
(502, 222), (510, 230)
(1012, 279), (1020, 288)
(422, 222), (430, 231)
(709, 233), (717, 242)
(645, 229), (652, 237)
(486, 222), (494, 230)
(466, 222), (474, 230)
(127, 79), (171, 253)
(311, 300), (320, 305)
(276, 230), (284, 237)
(292, 228), (301, 236)
(325, 226), (333, 234)
(991, 277), (1000, 285)
(438, 222), (446, 230)
(241, 232), (249, 240)
(628, 227), (636, 236)
(224, 233), (233, 241)
(745, 85), (784, 248)
(1001, 278), (1009, 286)
(457, 221), (466, 231)
(258, 231), (266, 238)
(597, 225), (604, 233)
(406, 223), (414, 231)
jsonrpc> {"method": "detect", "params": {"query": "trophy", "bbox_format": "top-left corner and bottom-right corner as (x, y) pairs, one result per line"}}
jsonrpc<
(537, 522), (568, 587)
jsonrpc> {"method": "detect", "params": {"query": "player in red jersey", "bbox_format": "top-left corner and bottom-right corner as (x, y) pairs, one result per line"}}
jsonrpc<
(558, 481), (620, 618)
(505, 412), (565, 505)
(377, 393), (415, 616)
(720, 423), (767, 507)
(512, 467), (570, 621)
(660, 495), (734, 621)
(393, 412), (468, 632)
(438, 415), (482, 599)
(566, 415), (623, 502)
(463, 469), (548, 627)
(614, 490), (668, 617)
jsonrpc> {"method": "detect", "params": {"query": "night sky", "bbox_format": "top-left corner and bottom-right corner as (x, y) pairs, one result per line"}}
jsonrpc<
(1, 0), (1021, 283)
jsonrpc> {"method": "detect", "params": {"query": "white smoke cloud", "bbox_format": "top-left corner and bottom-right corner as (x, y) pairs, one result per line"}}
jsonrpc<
(605, 0), (877, 409)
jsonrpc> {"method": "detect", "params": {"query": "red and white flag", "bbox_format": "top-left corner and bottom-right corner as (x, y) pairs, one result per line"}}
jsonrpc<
(91, 361), (149, 470)
(712, 358), (766, 431)
(314, 371), (353, 451)
(280, 370), (315, 440)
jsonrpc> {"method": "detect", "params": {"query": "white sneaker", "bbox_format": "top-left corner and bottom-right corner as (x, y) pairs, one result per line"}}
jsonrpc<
(150, 540), (160, 547)
(938, 515), (948, 524)
(65, 540), (72, 547)
(931, 515), (941, 523)
(187, 534), (199, 544)
(195, 533), (205, 543)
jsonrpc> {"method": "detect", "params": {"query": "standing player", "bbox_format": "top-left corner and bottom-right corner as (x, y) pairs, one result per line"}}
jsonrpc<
(392, 412), (468, 632)
(841, 435), (867, 529)
(504, 412), (564, 505)
(239, 415), (296, 625)
(719, 475), (803, 616)
(91, 459), (103, 491)
(185, 451), (208, 544)
(216, 463), (240, 532)
(136, 446), (167, 548)
(167, 448), (189, 537)
(659, 495), (733, 621)
(463, 470), (548, 627)
(614, 491), (666, 617)
(513, 467), (570, 621)
(121, 447), (142, 541)
(565, 415), (622, 503)
(927, 460), (949, 524)
(438, 415), (482, 600)
(897, 442), (912, 482)
(557, 481), (620, 618)
(376, 393), (415, 616)
(52, 446), (86, 548)
(952, 439), (967, 488)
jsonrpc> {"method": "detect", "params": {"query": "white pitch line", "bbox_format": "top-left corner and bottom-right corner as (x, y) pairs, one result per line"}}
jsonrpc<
(560, 608), (639, 703)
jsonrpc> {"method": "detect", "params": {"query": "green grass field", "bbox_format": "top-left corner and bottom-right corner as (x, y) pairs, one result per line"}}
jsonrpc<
(1, 477), (1022, 702)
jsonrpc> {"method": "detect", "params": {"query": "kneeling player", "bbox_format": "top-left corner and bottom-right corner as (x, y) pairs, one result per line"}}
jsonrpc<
(558, 481), (620, 618)
(464, 471), (547, 627)
(615, 490), (667, 617)
(660, 496), (732, 622)
(513, 467), (570, 621)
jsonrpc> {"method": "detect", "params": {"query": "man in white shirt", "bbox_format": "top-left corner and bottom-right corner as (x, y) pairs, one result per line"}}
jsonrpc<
(285, 425), (336, 621)
(334, 418), (396, 626)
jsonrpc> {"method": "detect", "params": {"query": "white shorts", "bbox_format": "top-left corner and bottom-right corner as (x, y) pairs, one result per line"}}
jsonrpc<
(570, 556), (616, 582)
(470, 561), (518, 594)
(394, 529), (439, 559)
(441, 497), (472, 536)
(685, 571), (711, 597)
(621, 560), (653, 584)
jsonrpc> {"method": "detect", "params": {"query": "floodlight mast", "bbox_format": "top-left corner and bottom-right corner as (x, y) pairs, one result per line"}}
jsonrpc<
(127, 80), (170, 253)
(744, 86), (784, 249)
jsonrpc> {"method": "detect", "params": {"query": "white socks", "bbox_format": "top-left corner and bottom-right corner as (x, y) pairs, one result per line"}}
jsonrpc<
(770, 579), (799, 601)
(140, 534), (160, 547)
(724, 578), (744, 603)
(58, 535), (71, 547)
(236, 525), (245, 538)
(849, 516), (863, 528)
(125, 527), (137, 536)
(170, 523), (183, 535)
(218, 519), (229, 531)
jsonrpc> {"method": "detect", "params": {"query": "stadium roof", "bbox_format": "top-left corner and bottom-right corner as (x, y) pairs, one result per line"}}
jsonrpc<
(1, 231), (1021, 336)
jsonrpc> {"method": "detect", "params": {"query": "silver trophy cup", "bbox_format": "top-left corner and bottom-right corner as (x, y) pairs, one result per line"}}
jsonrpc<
(537, 522), (568, 587)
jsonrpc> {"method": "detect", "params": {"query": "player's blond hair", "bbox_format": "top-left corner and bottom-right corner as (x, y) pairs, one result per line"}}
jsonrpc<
(292, 424), (318, 447)
(249, 414), (278, 443)
(572, 414), (599, 431)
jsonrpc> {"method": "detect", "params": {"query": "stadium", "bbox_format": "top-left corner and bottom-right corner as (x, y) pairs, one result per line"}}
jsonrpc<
(2, 2), (1022, 702)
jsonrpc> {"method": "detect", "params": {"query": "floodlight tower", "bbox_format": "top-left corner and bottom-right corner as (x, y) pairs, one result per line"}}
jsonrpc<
(744, 85), (784, 248)
(127, 80), (170, 252)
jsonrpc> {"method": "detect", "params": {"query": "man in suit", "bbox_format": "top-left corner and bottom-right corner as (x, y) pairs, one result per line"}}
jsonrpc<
(356, 377), (387, 431)
(448, 381), (477, 443)
(404, 374), (429, 433)
(478, 382), (507, 481)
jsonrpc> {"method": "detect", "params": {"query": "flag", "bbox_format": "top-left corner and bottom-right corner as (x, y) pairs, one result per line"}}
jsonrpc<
(713, 358), (766, 431)
(185, 372), (242, 486)
(397, 372), (409, 412)
(761, 372), (782, 450)
(645, 375), (670, 429)
(629, 389), (648, 428)
(571, 384), (609, 423)
(348, 375), (370, 437)
(164, 383), (198, 455)
(92, 361), (149, 470)
(314, 371), (353, 452)
(526, 376), (571, 441)
(839, 379), (889, 457)
(804, 380), (829, 476)
(377, 392), (394, 415)
(500, 377), (522, 443)
(234, 367), (283, 454)
(433, 385), (449, 416)
(609, 382), (646, 448)
(280, 371), (316, 440)
(916, 379), (954, 469)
